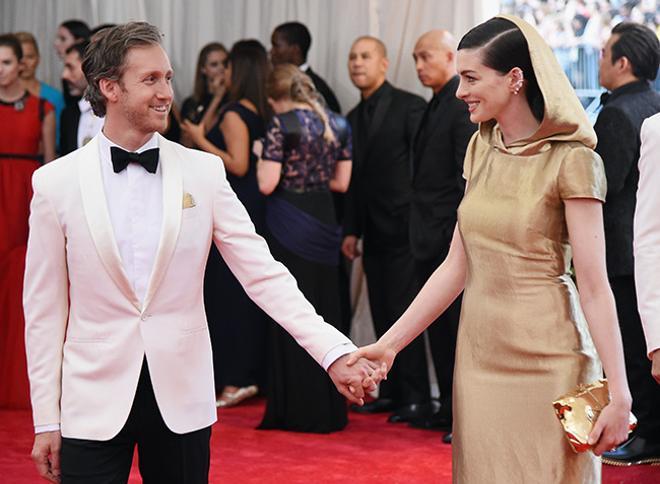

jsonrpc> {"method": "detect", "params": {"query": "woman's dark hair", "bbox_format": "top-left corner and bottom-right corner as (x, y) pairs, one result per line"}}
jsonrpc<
(0, 33), (23, 61)
(60, 20), (91, 41)
(227, 39), (270, 119)
(192, 42), (227, 103)
(610, 22), (660, 82)
(458, 17), (545, 122)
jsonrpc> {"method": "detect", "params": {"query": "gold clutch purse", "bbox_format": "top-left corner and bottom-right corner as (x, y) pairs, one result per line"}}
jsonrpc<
(552, 378), (637, 453)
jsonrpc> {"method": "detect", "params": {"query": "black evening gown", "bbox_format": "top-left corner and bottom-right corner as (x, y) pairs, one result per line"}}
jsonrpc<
(258, 108), (352, 433)
(203, 102), (268, 391)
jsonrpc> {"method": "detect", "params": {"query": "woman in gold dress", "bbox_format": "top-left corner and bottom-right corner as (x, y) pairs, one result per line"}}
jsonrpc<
(349, 15), (632, 483)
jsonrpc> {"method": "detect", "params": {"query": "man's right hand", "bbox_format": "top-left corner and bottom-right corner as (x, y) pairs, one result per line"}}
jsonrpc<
(32, 431), (62, 482)
(652, 349), (660, 384)
(341, 235), (361, 261)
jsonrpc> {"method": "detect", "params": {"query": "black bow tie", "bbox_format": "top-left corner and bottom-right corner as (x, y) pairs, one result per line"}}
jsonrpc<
(110, 147), (159, 174)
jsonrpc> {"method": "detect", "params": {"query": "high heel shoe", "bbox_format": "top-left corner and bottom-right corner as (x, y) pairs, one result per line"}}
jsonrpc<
(216, 385), (258, 408)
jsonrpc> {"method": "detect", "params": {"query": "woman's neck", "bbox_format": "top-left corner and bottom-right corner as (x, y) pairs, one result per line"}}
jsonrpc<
(21, 78), (40, 97)
(0, 82), (25, 102)
(496, 95), (541, 146)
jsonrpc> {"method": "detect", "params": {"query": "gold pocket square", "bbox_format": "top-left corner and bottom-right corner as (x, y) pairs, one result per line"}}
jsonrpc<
(182, 192), (196, 209)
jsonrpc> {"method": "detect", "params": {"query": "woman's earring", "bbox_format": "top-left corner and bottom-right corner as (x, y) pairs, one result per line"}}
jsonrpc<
(512, 79), (523, 95)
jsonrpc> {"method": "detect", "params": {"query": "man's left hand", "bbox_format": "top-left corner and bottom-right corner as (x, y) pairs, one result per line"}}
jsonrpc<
(327, 354), (385, 405)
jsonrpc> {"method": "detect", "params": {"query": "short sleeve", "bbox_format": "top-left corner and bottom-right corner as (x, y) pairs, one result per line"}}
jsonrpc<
(43, 99), (54, 116)
(558, 147), (607, 202)
(262, 117), (285, 163)
(332, 114), (352, 160)
(462, 131), (479, 181)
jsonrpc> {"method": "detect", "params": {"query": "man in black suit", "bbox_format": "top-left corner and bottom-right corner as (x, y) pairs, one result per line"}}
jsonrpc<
(343, 36), (430, 423)
(59, 41), (103, 155)
(270, 21), (341, 113)
(406, 31), (476, 440)
(595, 22), (660, 466)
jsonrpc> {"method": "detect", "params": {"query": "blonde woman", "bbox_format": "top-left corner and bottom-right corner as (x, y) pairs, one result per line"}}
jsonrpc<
(256, 64), (352, 432)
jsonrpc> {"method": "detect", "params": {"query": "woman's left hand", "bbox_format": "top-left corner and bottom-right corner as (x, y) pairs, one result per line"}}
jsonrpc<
(181, 120), (205, 145)
(588, 399), (632, 455)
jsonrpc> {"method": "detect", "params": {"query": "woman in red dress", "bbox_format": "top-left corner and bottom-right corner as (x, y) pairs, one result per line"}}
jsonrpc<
(0, 34), (55, 408)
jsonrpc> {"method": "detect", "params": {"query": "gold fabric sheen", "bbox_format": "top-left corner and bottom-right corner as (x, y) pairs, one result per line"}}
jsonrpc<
(452, 14), (607, 483)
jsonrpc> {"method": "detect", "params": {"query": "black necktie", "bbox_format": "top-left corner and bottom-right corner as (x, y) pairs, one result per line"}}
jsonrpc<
(110, 147), (159, 174)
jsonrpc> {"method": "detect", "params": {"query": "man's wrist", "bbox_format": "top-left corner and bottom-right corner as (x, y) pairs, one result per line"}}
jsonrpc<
(35, 423), (61, 434)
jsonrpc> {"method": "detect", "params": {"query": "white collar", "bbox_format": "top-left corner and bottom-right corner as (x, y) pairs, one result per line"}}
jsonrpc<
(78, 98), (94, 114)
(299, 62), (310, 72)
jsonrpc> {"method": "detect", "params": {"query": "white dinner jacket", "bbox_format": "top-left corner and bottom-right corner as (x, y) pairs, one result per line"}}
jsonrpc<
(24, 133), (354, 440)
(634, 112), (660, 358)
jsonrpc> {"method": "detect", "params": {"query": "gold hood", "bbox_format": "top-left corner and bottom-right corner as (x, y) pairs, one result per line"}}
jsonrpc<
(477, 14), (597, 155)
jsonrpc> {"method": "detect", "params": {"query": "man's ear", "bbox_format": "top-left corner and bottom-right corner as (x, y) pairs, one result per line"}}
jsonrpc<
(381, 57), (390, 73)
(99, 78), (119, 105)
(617, 55), (632, 75)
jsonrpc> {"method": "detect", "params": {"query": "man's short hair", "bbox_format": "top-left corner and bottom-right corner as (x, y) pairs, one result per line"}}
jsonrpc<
(353, 36), (388, 58)
(611, 22), (660, 82)
(82, 22), (163, 117)
(274, 21), (312, 60)
(65, 40), (89, 60)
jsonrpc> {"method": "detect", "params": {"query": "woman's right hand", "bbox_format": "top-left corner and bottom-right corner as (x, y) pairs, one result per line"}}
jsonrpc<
(588, 397), (633, 456)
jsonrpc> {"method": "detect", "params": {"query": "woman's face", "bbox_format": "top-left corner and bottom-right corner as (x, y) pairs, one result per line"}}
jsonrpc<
(54, 26), (75, 59)
(20, 42), (39, 80)
(0, 46), (21, 88)
(201, 49), (227, 86)
(456, 48), (513, 124)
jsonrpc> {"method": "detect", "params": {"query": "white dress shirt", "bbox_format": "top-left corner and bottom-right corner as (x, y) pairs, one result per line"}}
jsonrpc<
(634, 113), (660, 358)
(77, 99), (105, 149)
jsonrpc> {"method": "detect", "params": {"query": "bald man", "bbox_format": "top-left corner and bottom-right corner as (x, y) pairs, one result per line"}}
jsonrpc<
(343, 36), (431, 423)
(406, 31), (476, 438)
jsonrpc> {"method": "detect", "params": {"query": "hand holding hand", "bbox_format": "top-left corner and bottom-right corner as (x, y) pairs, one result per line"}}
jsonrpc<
(328, 354), (385, 405)
(346, 342), (396, 380)
(587, 398), (632, 456)
(341, 235), (361, 261)
(32, 431), (62, 482)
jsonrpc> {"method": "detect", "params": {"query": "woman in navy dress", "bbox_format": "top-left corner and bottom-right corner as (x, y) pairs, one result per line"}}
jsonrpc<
(182, 40), (270, 407)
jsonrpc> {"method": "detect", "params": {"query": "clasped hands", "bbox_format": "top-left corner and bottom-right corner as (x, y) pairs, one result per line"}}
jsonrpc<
(327, 342), (397, 406)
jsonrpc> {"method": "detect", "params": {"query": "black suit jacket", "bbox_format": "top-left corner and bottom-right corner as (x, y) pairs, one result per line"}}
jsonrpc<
(594, 80), (660, 278)
(59, 102), (80, 156)
(306, 67), (341, 114)
(344, 81), (425, 251)
(409, 76), (476, 262)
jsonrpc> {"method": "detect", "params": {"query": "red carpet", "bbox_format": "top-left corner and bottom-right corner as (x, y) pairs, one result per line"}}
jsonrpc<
(1, 398), (659, 483)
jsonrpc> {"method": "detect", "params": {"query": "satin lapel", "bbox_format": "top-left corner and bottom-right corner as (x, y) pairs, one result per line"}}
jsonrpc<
(142, 134), (183, 311)
(365, 86), (392, 158)
(78, 136), (141, 310)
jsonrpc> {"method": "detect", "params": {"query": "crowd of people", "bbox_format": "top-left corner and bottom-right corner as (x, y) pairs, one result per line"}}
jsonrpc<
(502, 0), (660, 90)
(0, 9), (659, 484)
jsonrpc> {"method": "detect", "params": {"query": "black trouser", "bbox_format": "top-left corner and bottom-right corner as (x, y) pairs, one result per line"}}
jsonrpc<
(414, 253), (461, 411)
(610, 275), (660, 441)
(363, 245), (430, 406)
(61, 360), (212, 484)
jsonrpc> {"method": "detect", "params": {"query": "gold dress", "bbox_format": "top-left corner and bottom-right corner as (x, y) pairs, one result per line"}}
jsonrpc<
(452, 14), (608, 484)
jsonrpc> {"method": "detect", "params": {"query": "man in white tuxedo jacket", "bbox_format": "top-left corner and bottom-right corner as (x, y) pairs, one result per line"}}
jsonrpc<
(634, 112), (660, 386)
(24, 23), (379, 484)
